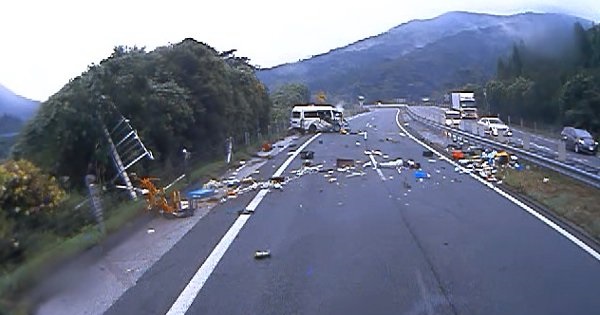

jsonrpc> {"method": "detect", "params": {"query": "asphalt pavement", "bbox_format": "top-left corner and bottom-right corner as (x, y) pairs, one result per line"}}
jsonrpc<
(106, 108), (600, 315)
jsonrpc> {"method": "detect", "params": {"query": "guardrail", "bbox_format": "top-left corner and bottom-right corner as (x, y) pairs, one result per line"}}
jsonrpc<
(402, 107), (600, 189)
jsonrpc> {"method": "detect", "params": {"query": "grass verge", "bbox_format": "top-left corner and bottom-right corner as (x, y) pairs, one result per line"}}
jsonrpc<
(500, 164), (600, 241)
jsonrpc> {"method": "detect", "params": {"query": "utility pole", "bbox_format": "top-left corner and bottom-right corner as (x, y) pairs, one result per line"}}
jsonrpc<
(103, 124), (137, 200)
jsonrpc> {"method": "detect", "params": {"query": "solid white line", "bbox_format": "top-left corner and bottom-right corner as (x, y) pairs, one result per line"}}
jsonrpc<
(245, 189), (269, 212)
(165, 214), (250, 315)
(165, 133), (322, 315)
(368, 154), (386, 181)
(394, 109), (600, 262)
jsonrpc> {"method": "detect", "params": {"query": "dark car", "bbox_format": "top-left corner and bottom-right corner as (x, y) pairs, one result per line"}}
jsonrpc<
(560, 127), (598, 154)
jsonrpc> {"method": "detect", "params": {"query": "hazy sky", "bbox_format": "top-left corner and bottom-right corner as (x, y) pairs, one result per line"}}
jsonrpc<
(1, 0), (599, 101)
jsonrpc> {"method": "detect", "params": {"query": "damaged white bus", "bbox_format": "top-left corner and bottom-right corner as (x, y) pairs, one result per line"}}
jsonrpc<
(290, 104), (348, 133)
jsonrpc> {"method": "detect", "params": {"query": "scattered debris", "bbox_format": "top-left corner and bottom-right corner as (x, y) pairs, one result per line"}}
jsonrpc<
(147, 228), (155, 234)
(542, 177), (549, 183)
(414, 170), (430, 180)
(328, 178), (338, 183)
(300, 151), (314, 160)
(427, 159), (437, 163)
(262, 142), (272, 152)
(336, 158), (355, 168)
(355, 141), (361, 146)
(254, 250), (271, 259)
(380, 159), (403, 168)
(346, 172), (366, 178)
(422, 150), (434, 157)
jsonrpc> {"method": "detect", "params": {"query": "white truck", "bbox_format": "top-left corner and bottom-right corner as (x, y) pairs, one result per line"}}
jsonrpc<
(450, 92), (478, 119)
(443, 109), (461, 127)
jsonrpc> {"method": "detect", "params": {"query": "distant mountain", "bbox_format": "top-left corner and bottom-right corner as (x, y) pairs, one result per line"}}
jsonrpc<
(0, 83), (39, 121)
(258, 11), (593, 102)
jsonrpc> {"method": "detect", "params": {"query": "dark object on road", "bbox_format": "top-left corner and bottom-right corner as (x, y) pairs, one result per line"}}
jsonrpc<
(300, 150), (314, 160)
(318, 139), (323, 144)
(422, 150), (434, 157)
(561, 127), (598, 154)
(254, 250), (271, 259)
(336, 158), (355, 168)
(270, 176), (285, 183)
(289, 143), (297, 148)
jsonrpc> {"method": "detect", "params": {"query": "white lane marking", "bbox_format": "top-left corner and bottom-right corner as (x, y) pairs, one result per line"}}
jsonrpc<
(273, 133), (321, 177)
(165, 133), (322, 315)
(368, 154), (386, 181)
(394, 109), (600, 262)
(245, 189), (269, 212)
(165, 214), (250, 315)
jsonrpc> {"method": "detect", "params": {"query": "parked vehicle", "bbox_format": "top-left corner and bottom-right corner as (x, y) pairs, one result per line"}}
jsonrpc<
(290, 104), (347, 133)
(560, 127), (598, 154)
(477, 117), (512, 137)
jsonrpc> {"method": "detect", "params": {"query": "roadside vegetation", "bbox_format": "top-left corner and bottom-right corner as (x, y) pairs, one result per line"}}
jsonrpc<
(501, 165), (600, 241)
(472, 23), (600, 136)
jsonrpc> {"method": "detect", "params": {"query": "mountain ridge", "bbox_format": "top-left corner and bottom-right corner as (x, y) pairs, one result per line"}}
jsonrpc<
(0, 83), (39, 121)
(257, 11), (592, 101)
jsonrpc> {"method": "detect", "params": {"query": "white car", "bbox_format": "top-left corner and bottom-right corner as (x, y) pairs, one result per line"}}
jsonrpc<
(477, 117), (512, 137)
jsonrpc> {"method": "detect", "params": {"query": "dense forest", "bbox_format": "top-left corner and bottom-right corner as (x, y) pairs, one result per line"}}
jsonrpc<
(484, 23), (600, 135)
(12, 39), (272, 186)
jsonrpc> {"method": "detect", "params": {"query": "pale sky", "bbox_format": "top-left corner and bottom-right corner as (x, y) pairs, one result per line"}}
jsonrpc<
(1, 0), (599, 101)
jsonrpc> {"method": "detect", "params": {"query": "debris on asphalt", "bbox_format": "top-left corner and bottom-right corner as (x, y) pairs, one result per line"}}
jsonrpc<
(380, 159), (403, 168)
(414, 170), (430, 180)
(355, 141), (361, 146)
(328, 178), (338, 183)
(422, 150), (434, 157)
(346, 171), (366, 178)
(542, 177), (549, 183)
(300, 150), (314, 160)
(427, 159), (437, 163)
(336, 158), (355, 168)
(147, 228), (155, 234)
(254, 250), (271, 259)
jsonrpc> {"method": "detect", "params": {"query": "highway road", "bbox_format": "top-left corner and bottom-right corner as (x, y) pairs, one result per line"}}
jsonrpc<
(410, 106), (600, 172)
(106, 108), (600, 315)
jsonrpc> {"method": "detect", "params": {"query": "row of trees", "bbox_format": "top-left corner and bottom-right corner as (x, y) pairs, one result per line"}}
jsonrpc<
(484, 23), (600, 134)
(12, 39), (272, 187)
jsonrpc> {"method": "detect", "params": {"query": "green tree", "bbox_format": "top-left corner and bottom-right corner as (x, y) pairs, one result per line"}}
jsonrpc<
(12, 39), (272, 187)
(270, 83), (310, 123)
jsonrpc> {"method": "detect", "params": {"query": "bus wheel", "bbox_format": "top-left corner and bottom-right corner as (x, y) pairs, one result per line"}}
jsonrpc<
(309, 125), (317, 133)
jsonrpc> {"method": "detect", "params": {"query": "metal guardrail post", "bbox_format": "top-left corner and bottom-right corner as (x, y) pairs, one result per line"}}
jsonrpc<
(523, 133), (531, 150)
(558, 140), (567, 162)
